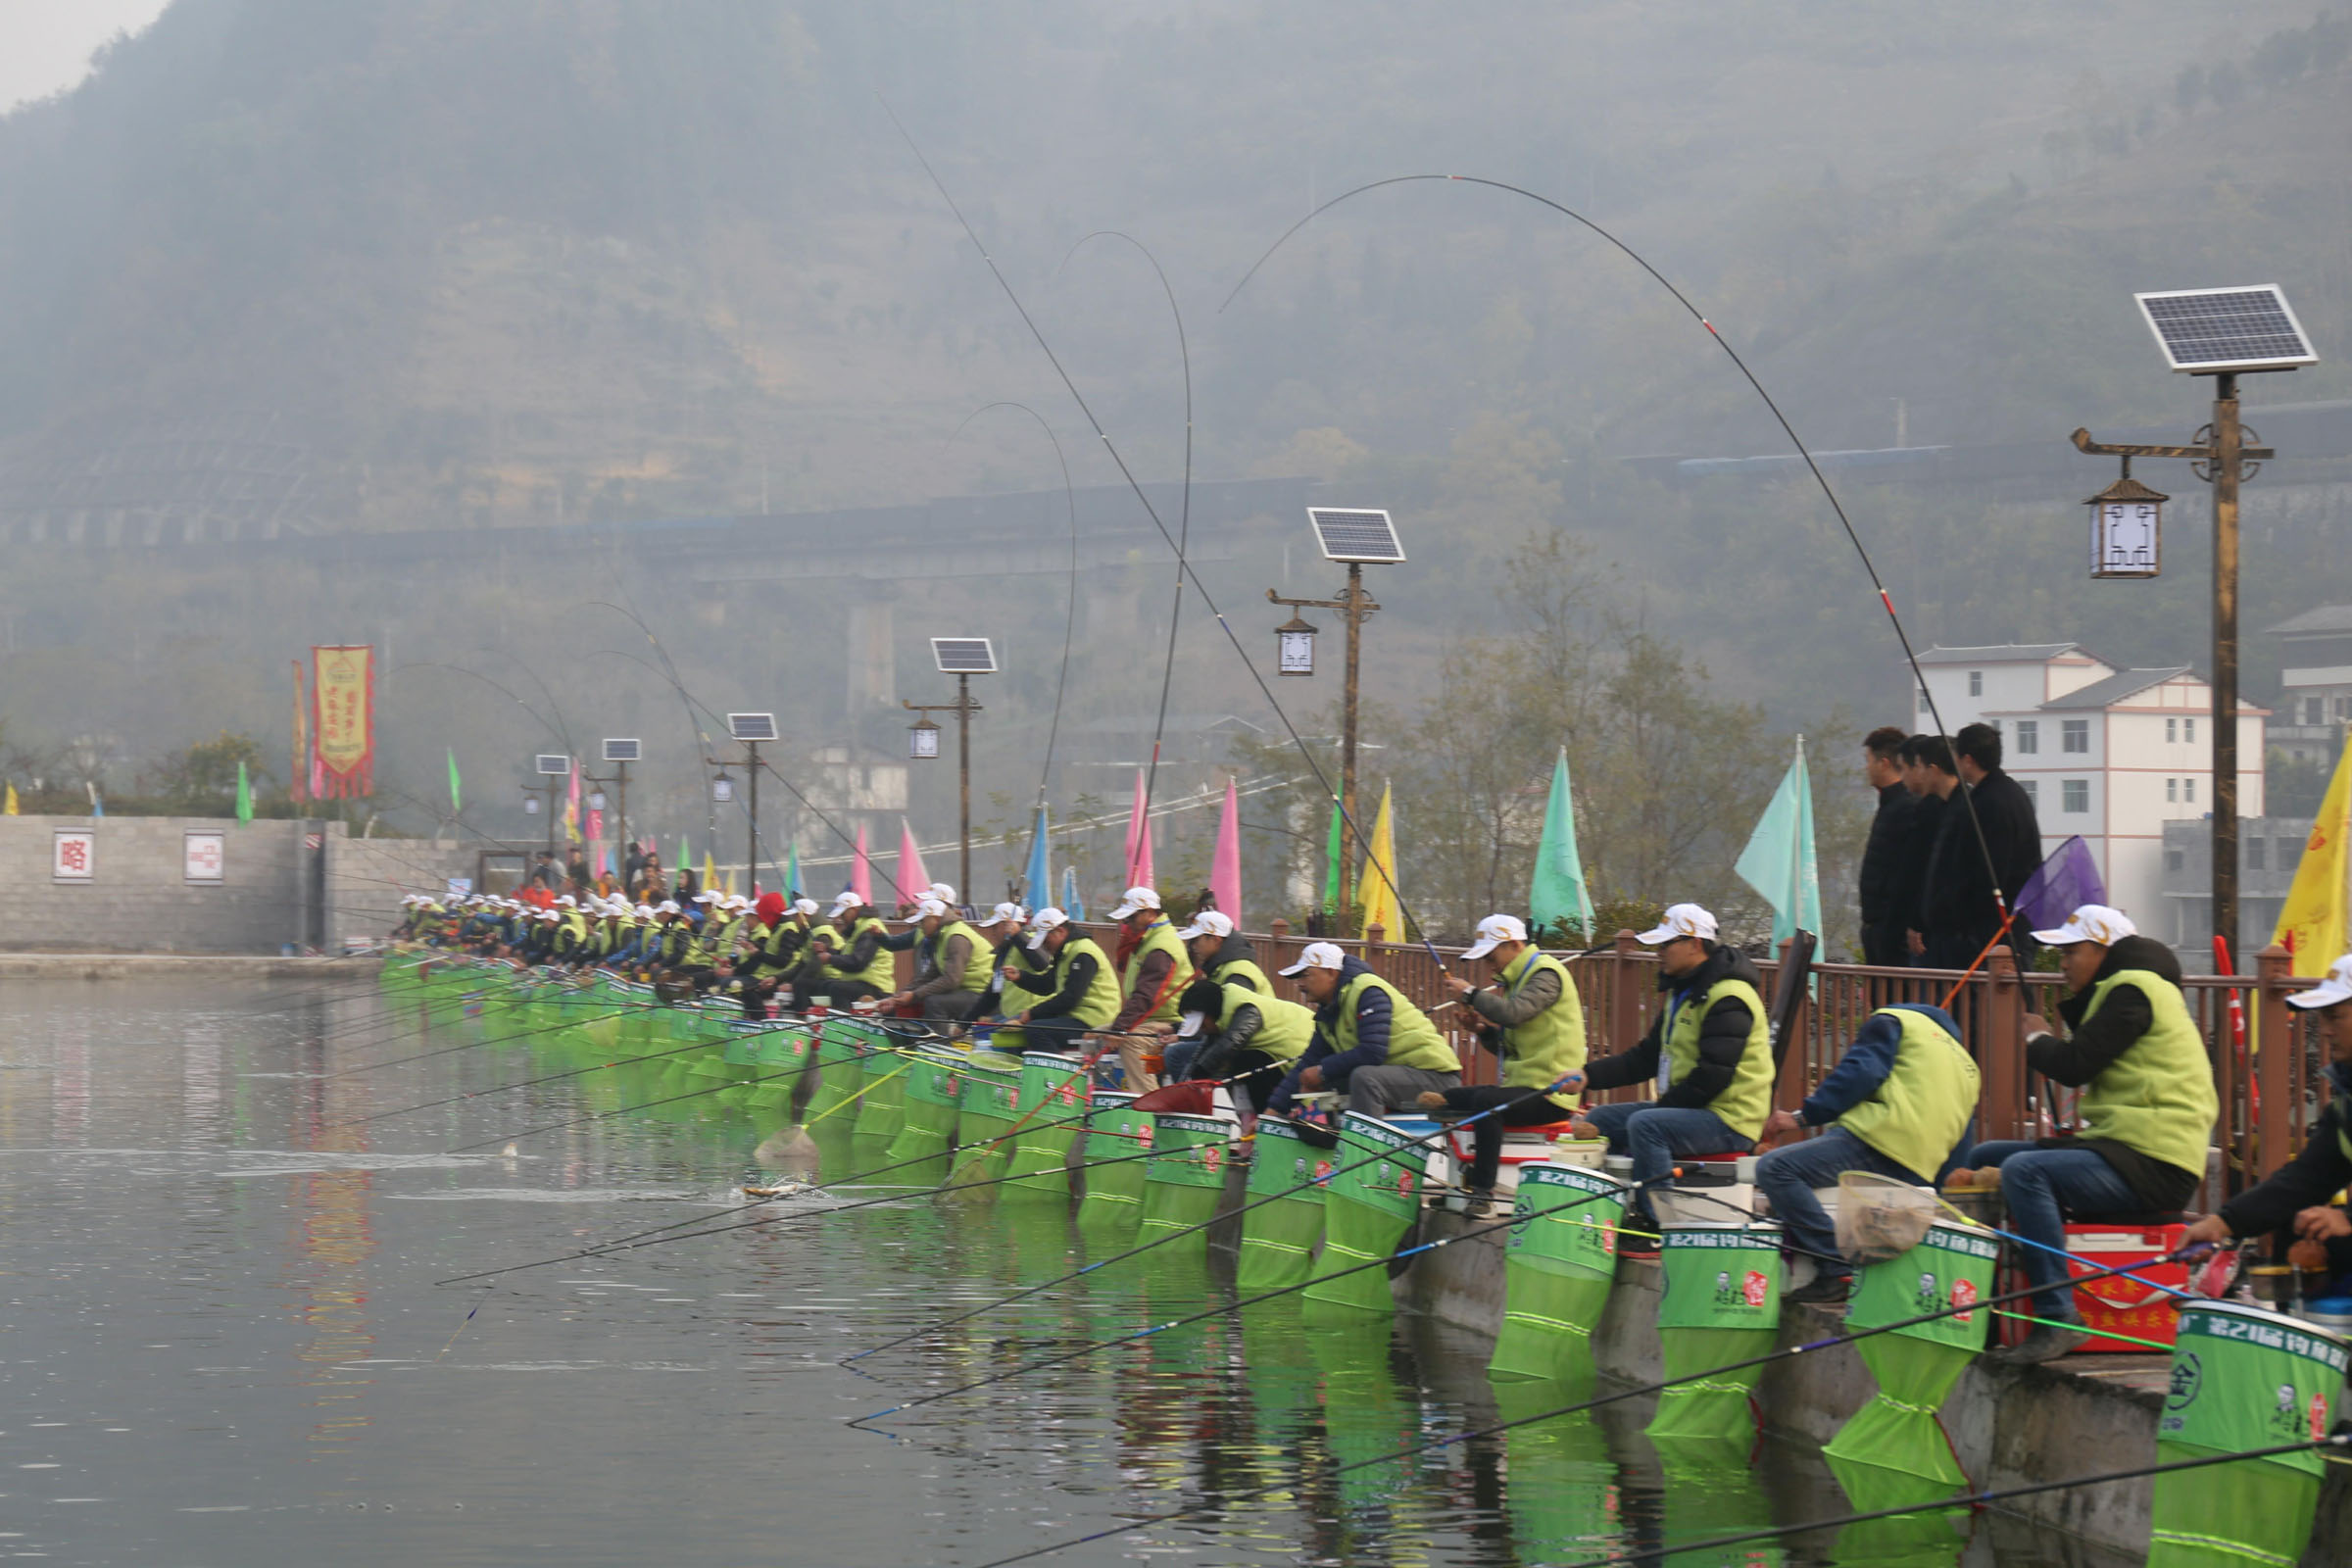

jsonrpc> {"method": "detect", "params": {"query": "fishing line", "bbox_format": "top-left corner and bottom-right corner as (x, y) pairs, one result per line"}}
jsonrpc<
(841, 1077), (1580, 1364)
(1220, 173), (2006, 945)
(1553, 1436), (2350, 1568)
(880, 98), (1437, 940)
(953, 1236), (2221, 1568)
(1055, 229), (1192, 880)
(947, 401), (1080, 901)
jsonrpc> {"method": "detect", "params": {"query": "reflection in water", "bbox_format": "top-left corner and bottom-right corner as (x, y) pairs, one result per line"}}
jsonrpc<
(0, 978), (2154, 1567)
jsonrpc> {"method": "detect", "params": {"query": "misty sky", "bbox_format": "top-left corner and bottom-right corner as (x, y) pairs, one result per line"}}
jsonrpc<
(0, 0), (167, 111)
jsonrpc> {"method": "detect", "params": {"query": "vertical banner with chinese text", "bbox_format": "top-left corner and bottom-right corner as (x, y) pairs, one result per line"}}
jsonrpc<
(312, 646), (375, 799)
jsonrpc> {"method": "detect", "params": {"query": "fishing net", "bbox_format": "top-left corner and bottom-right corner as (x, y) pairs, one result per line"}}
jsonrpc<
(1077, 1092), (1148, 1235)
(1492, 1375), (1616, 1559)
(832, 1021), (906, 1140)
(1004, 1052), (1089, 1196)
(1236, 1116), (1326, 1293)
(2146, 1300), (2346, 1568)
(886, 1046), (964, 1163)
(1490, 1165), (1629, 1383)
(943, 1051), (1024, 1184)
(1645, 1222), (1781, 1443)
(1823, 1218), (1997, 1491)
(1834, 1170), (1939, 1263)
(1138, 1113), (1232, 1253)
(1302, 1112), (1426, 1316)
(1822, 1448), (1970, 1566)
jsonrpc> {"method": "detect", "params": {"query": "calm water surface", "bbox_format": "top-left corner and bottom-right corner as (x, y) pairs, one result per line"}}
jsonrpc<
(0, 979), (2136, 1566)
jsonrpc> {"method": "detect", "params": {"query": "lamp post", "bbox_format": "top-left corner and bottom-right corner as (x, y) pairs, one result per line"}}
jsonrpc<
(1266, 508), (1405, 921)
(906, 638), (997, 900)
(2071, 285), (2317, 956)
(526, 753), (568, 866)
(708, 715), (776, 894)
(584, 738), (638, 888)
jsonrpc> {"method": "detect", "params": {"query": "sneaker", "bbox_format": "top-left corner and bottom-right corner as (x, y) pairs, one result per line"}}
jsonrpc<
(1785, 1274), (1851, 1305)
(1617, 1232), (1661, 1259)
(1415, 1091), (1462, 1120)
(1462, 1189), (1499, 1220)
(1988, 1318), (2089, 1365)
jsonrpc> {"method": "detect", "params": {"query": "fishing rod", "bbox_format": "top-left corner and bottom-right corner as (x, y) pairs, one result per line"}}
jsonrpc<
(321, 1020), (770, 1131)
(855, 1173), (1665, 1423)
(954, 1235), (2226, 1568)
(434, 1137), (1172, 1288)
(842, 1075), (1584, 1364)
(444, 1050), (843, 1155)
(1554, 1436), (2351, 1568)
(948, 401), (1079, 903)
(1219, 173), (2008, 954)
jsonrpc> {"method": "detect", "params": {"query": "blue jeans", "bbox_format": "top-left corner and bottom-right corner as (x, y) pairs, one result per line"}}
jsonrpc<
(1580, 1102), (1751, 1230)
(1968, 1140), (2142, 1321)
(1161, 1037), (1204, 1083)
(1753, 1126), (1927, 1280)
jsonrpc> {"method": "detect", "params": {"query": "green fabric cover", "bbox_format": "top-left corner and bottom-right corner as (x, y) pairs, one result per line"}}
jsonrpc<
(1489, 1164), (1629, 1383)
(1302, 1111), (1427, 1316)
(886, 1046), (965, 1163)
(1823, 1219), (1997, 1491)
(1138, 1112), (1232, 1252)
(1236, 1116), (1327, 1293)
(1077, 1091), (1147, 1235)
(945, 1052), (1024, 1185)
(1646, 1221), (1782, 1443)
(1004, 1052), (1089, 1196)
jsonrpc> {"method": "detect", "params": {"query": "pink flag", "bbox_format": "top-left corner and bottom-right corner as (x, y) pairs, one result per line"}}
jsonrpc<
(564, 757), (582, 844)
(897, 817), (931, 905)
(308, 745), (325, 800)
(852, 821), (873, 905)
(1123, 768), (1155, 887)
(1209, 777), (1242, 928)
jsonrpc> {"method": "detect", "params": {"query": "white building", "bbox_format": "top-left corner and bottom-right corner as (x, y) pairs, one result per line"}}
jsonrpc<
(1913, 645), (2267, 938)
(2264, 604), (2352, 765)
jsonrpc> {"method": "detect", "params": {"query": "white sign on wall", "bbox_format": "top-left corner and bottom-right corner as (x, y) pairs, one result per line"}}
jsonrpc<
(184, 831), (226, 884)
(52, 829), (95, 882)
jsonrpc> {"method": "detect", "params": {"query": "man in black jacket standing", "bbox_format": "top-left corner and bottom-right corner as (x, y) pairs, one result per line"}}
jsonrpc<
(1857, 726), (1916, 966)
(1921, 722), (2043, 969)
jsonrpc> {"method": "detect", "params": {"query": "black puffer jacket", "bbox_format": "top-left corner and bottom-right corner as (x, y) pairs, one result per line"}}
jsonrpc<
(1582, 942), (1765, 1110)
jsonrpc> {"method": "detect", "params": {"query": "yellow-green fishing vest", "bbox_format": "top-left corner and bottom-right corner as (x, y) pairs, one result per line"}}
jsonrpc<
(1221, 980), (1313, 1064)
(1330, 971), (1459, 1074)
(1494, 947), (1587, 1110)
(2074, 969), (2217, 1179)
(1663, 973), (1775, 1143)
(828, 915), (897, 990)
(1001, 942), (1054, 1016)
(685, 912), (737, 966)
(934, 919), (991, 993)
(561, 909), (590, 955)
(1206, 953), (1272, 994)
(1121, 919), (1196, 1025)
(1054, 935), (1121, 1029)
(1836, 1007), (1980, 1182)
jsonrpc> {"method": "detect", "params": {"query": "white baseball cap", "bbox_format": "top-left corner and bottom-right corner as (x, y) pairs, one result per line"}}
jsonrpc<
(1025, 907), (1070, 951)
(657, 900), (682, 915)
(1278, 941), (1348, 976)
(988, 901), (1027, 924)
(922, 882), (957, 906)
(557, 895), (578, 907)
(2287, 954), (2352, 1010)
(1108, 886), (1161, 919)
(829, 891), (862, 914)
(1636, 904), (1718, 946)
(791, 898), (819, 917)
(1461, 913), (1528, 961)
(1176, 909), (1234, 941)
(693, 889), (719, 904)
(634, 904), (655, 918)
(914, 898), (950, 920)
(2030, 904), (2135, 948)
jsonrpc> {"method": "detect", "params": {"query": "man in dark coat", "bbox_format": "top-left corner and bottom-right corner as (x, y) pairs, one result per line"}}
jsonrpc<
(1921, 722), (2043, 969)
(1857, 725), (1916, 966)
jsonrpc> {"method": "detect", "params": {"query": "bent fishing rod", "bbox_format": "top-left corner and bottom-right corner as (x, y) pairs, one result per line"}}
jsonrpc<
(842, 1075), (1584, 1364)
(955, 1233), (2226, 1568)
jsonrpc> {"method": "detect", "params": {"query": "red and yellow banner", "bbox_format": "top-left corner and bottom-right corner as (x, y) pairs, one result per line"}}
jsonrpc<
(312, 645), (375, 799)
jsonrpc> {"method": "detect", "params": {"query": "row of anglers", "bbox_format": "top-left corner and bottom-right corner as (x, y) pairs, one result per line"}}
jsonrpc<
(381, 920), (2352, 1568)
(394, 883), (2352, 1367)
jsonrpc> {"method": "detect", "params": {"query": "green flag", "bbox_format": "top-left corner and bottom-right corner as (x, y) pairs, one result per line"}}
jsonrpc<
(1734, 735), (1821, 947)
(235, 760), (253, 826)
(1321, 799), (1344, 913)
(446, 748), (462, 814)
(677, 836), (690, 878)
(785, 843), (802, 899)
(1529, 747), (1594, 938)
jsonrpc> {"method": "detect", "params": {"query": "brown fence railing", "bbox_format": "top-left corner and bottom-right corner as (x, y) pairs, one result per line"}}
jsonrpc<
(1060, 919), (2328, 1208)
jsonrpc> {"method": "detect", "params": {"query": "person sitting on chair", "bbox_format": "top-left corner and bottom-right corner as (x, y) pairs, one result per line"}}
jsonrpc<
(1264, 942), (1461, 1117)
(1162, 974), (1316, 1122)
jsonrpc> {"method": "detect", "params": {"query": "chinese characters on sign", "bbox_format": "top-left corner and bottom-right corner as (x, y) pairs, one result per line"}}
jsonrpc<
(52, 830), (95, 882)
(184, 832), (226, 884)
(312, 644), (376, 798)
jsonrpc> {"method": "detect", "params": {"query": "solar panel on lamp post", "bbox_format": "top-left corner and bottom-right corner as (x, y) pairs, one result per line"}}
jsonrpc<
(906, 639), (996, 901)
(2071, 285), (2316, 976)
(1265, 509), (1406, 929)
(707, 714), (775, 894)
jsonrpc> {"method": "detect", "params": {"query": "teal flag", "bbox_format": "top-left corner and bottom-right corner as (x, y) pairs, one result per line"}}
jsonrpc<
(785, 843), (802, 899)
(1321, 799), (1344, 913)
(1060, 863), (1086, 923)
(1022, 803), (1051, 906)
(1735, 735), (1821, 947)
(1529, 748), (1594, 938)
(446, 748), (462, 814)
(235, 760), (254, 826)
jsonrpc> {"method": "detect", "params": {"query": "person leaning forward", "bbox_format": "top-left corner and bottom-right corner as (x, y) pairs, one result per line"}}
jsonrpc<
(1573, 904), (1776, 1252)
(1098, 886), (1196, 1090)
(1416, 914), (1590, 1217)
(1005, 907), (1119, 1055)
(1265, 942), (1461, 1117)
(1965, 904), (2219, 1365)
(1755, 1001), (1979, 1303)
(884, 897), (993, 1032)
(2186, 953), (2352, 1295)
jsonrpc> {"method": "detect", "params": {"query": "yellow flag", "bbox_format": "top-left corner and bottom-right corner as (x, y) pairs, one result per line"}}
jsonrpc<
(1358, 781), (1403, 941)
(2, 782), (16, 816)
(704, 852), (718, 896)
(2275, 729), (2352, 969)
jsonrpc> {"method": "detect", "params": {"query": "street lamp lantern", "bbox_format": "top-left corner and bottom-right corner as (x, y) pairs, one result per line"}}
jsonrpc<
(711, 771), (735, 805)
(522, 794), (541, 815)
(587, 789), (608, 813)
(907, 716), (942, 760)
(2085, 466), (2167, 578)
(906, 639), (992, 894)
(1275, 612), (1319, 676)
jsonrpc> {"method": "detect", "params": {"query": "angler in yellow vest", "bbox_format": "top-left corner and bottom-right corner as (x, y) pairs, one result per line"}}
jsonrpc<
(2187, 952), (2352, 1295)
(884, 898), (994, 1032)
(790, 891), (898, 1010)
(979, 904), (1046, 1049)
(1968, 904), (2219, 1364)
(1176, 909), (1270, 995)
(1164, 974), (1317, 1119)
(1007, 907), (1119, 1054)
(1266, 940), (1461, 1116)
(1102, 887), (1197, 1090)
(1573, 904), (1777, 1252)
(1415, 914), (1591, 1217)
(1754, 1001), (1978, 1304)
